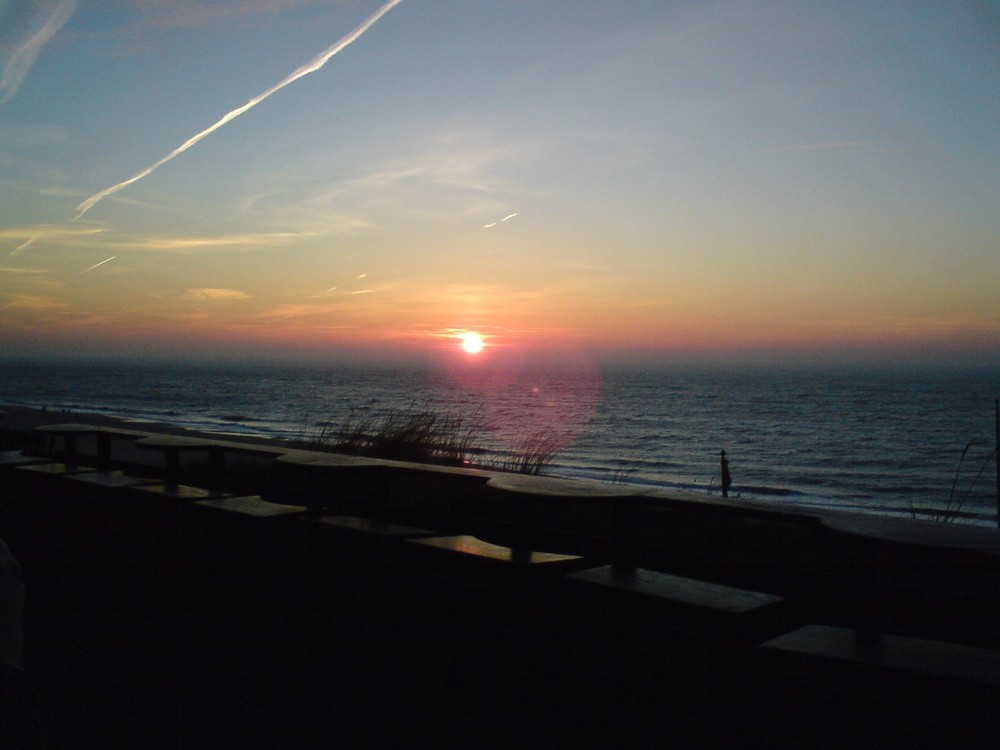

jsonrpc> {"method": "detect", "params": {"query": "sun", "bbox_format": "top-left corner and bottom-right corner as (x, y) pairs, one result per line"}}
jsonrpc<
(460, 332), (484, 354)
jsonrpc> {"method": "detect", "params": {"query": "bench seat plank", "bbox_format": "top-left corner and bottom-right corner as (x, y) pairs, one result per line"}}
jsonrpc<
(66, 471), (158, 489)
(130, 483), (226, 500)
(407, 534), (586, 572)
(193, 496), (307, 517)
(762, 624), (1000, 686)
(314, 515), (435, 538)
(0, 452), (46, 468)
(16, 463), (96, 476)
(568, 565), (784, 614)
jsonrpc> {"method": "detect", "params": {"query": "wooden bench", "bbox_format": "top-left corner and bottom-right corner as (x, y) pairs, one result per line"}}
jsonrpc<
(15, 462), (97, 477)
(755, 625), (1000, 739)
(402, 535), (592, 651)
(481, 473), (658, 561)
(298, 516), (438, 575)
(311, 515), (436, 539)
(134, 435), (226, 481)
(185, 496), (310, 583)
(762, 624), (1000, 687)
(34, 423), (148, 468)
(128, 482), (227, 500)
(65, 470), (159, 489)
(192, 496), (308, 518)
(406, 534), (588, 575)
(566, 565), (788, 643)
(0, 451), (47, 468)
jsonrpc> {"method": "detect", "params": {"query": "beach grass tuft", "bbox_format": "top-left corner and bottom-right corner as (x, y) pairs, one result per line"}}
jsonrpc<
(911, 439), (997, 523)
(295, 405), (561, 475)
(603, 457), (638, 485)
(327, 407), (474, 466)
(488, 431), (561, 476)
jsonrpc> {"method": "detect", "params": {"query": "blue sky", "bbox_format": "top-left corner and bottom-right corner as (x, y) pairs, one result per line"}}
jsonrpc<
(1, 0), (998, 365)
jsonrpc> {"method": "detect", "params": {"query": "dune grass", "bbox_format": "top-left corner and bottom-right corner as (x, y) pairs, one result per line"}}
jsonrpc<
(297, 405), (560, 474)
(489, 431), (562, 476)
(910, 439), (997, 523)
(305, 407), (474, 466)
(602, 457), (638, 485)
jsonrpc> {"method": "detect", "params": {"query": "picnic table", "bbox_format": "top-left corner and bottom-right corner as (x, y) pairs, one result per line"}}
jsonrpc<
(34, 423), (147, 467)
(484, 473), (656, 557)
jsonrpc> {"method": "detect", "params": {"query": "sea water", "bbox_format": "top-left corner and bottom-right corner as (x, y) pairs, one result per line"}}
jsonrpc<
(1, 359), (997, 525)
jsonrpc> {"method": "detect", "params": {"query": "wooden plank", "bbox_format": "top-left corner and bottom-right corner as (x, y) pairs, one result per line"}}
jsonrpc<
(314, 515), (435, 538)
(568, 565), (783, 614)
(407, 534), (586, 572)
(193, 496), (307, 518)
(0, 451), (46, 468)
(16, 463), (96, 476)
(66, 471), (158, 489)
(129, 483), (226, 500)
(762, 625), (1000, 687)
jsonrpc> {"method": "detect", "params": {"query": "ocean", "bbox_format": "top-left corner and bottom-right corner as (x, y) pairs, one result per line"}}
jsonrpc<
(1, 359), (997, 526)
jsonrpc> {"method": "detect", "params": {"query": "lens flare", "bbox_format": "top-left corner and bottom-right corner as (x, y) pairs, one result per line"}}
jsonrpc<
(435, 347), (602, 458)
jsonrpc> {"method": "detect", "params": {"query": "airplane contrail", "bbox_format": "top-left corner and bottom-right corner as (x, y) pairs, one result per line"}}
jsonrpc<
(1, 1), (78, 106)
(484, 212), (517, 229)
(9, 237), (37, 258)
(79, 255), (115, 274)
(75, 0), (406, 219)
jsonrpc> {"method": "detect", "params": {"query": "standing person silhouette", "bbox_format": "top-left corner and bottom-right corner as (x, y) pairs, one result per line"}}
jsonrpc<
(720, 450), (731, 498)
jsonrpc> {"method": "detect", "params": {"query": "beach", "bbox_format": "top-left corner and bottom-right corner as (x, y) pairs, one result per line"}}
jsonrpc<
(4, 2), (997, 743)
(2, 360), (997, 525)
(3, 403), (1000, 746)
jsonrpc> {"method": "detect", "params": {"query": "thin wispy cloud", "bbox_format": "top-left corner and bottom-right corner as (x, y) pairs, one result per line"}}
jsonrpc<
(0, 270), (64, 294)
(181, 288), (251, 302)
(120, 232), (313, 254)
(309, 285), (339, 298)
(2, 225), (105, 254)
(290, 136), (534, 232)
(484, 211), (518, 228)
(9, 237), (36, 258)
(3, 225), (307, 257)
(0, 0), (77, 105)
(76, 0), (406, 218)
(256, 302), (348, 321)
(309, 273), (375, 298)
(0, 293), (68, 312)
(79, 255), (116, 275)
(0, 265), (49, 274)
(237, 190), (281, 213)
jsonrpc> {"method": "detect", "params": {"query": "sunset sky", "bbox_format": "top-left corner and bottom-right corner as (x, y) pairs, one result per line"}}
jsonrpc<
(1, 1), (998, 367)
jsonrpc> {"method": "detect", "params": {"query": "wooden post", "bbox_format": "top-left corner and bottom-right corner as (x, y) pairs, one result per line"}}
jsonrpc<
(995, 398), (999, 529)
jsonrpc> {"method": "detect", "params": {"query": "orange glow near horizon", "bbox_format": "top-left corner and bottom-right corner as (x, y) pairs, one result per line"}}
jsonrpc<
(1, 261), (997, 366)
(1, 5), (997, 369)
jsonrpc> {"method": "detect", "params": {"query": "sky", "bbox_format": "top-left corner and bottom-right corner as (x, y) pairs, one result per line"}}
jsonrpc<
(1, 0), (998, 368)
